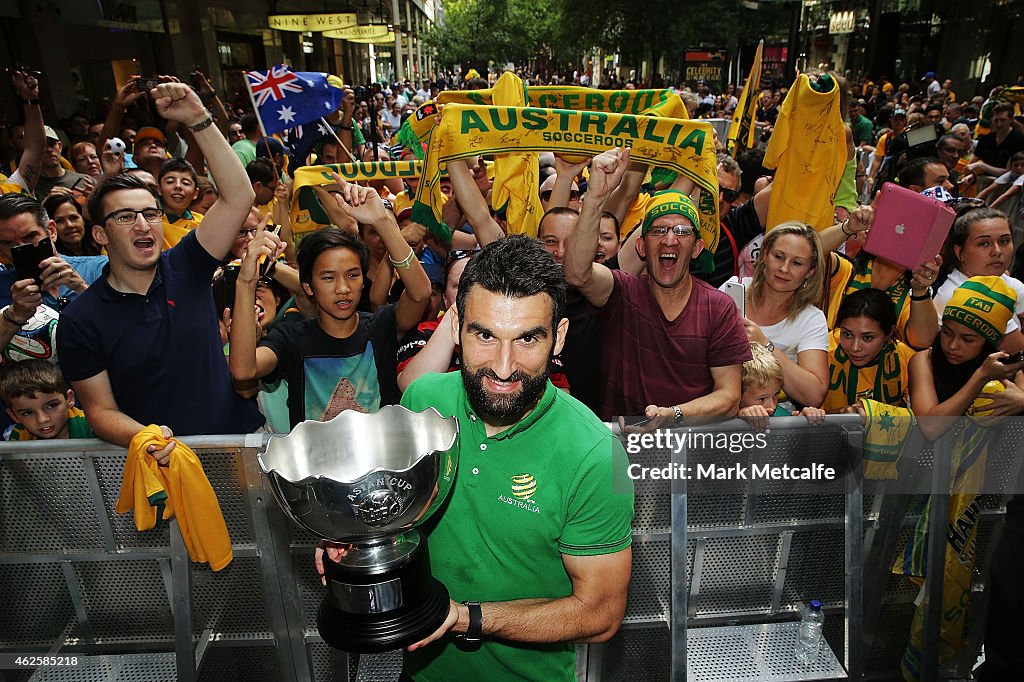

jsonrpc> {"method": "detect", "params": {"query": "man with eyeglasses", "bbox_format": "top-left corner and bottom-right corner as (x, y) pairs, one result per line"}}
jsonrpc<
(56, 81), (265, 461)
(565, 148), (751, 425)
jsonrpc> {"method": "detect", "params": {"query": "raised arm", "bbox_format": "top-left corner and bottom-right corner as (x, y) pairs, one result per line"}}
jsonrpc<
(564, 148), (630, 308)
(149, 82), (256, 260)
(549, 156), (588, 208)
(11, 70), (44, 193)
(447, 157), (504, 247)
(228, 217), (283, 384)
(397, 305), (459, 392)
(329, 177), (430, 339)
(99, 78), (146, 156)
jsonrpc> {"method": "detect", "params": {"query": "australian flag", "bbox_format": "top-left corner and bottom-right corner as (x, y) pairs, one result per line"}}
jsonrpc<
(282, 118), (337, 166)
(245, 65), (343, 136)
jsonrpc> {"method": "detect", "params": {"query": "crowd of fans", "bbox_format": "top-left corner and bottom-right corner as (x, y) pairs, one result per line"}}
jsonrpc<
(1, 65), (1024, 442)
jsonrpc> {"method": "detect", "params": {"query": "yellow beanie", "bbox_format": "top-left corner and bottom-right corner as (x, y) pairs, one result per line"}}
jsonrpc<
(943, 276), (1017, 346)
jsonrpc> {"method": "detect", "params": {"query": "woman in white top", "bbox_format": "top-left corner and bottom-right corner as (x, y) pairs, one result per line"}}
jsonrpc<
(721, 222), (830, 407)
(934, 207), (1024, 353)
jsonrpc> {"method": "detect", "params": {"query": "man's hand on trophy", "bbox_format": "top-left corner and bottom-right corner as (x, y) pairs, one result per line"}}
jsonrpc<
(314, 541), (351, 586)
(406, 600), (465, 650)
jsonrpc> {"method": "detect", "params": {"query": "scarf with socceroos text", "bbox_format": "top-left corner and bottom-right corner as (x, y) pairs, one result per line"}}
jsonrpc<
(411, 104), (720, 246)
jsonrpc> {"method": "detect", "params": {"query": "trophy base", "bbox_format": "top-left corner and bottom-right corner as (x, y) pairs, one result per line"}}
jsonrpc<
(317, 535), (451, 653)
(317, 577), (450, 653)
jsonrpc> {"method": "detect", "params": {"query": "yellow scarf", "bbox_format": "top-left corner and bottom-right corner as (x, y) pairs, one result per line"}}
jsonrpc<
(289, 161), (423, 235)
(727, 40), (764, 156)
(764, 74), (847, 230)
(401, 75), (689, 146)
(412, 104), (719, 244)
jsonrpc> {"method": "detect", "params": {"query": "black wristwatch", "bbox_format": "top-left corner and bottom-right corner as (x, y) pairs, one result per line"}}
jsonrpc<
(455, 601), (482, 651)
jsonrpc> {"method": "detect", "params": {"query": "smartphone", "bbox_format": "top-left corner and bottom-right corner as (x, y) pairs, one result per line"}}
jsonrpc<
(11, 240), (55, 284)
(215, 265), (241, 314)
(622, 415), (653, 428)
(136, 77), (161, 93)
(1000, 350), (1024, 365)
(724, 280), (746, 317)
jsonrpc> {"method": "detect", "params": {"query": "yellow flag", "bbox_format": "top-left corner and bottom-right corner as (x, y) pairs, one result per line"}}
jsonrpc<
(727, 40), (763, 157)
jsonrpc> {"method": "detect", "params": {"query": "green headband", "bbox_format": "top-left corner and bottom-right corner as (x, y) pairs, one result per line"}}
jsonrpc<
(641, 190), (701, 237)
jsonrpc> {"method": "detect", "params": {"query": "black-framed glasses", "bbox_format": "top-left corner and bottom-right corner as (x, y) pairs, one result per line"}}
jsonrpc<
(447, 249), (475, 265)
(237, 228), (259, 238)
(103, 207), (164, 225)
(647, 224), (696, 238)
(720, 187), (741, 203)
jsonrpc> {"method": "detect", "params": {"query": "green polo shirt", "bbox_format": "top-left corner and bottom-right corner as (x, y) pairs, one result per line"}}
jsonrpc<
(400, 372), (634, 681)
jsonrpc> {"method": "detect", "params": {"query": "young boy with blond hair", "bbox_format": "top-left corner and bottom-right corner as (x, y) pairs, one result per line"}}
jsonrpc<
(739, 343), (825, 430)
(0, 360), (94, 440)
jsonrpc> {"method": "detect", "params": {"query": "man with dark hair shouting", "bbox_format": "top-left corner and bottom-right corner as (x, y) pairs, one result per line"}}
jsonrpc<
(56, 81), (265, 461)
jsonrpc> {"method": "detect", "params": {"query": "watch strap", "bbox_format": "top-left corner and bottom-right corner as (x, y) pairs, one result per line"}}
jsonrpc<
(187, 114), (215, 133)
(458, 601), (483, 650)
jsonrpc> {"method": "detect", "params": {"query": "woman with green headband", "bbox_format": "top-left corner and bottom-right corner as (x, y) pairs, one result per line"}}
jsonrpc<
(909, 275), (1024, 440)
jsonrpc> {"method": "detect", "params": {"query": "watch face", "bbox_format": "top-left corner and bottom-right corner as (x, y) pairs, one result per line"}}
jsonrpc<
(381, 198), (393, 211)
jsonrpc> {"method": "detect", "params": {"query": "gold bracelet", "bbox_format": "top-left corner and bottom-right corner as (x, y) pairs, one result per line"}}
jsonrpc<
(388, 249), (416, 270)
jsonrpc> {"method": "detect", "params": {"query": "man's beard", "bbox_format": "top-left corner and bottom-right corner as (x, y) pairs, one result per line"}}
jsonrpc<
(461, 364), (549, 427)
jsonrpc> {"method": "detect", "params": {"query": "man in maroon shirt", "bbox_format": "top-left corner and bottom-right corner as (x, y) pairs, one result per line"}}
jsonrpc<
(564, 148), (751, 426)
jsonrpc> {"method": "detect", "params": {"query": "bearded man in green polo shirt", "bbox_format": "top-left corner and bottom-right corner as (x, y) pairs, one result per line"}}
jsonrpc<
(317, 235), (635, 680)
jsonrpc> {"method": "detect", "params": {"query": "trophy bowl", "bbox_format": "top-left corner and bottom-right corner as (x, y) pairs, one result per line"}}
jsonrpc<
(258, 406), (459, 653)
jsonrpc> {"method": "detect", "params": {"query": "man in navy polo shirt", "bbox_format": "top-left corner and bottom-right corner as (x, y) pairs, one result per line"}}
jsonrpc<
(56, 82), (264, 461)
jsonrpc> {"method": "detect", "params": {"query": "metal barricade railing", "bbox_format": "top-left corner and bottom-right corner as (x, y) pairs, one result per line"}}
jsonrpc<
(1, 417), (1019, 681)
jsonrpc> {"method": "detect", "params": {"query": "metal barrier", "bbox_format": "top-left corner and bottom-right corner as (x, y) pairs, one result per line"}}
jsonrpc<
(1, 417), (1019, 681)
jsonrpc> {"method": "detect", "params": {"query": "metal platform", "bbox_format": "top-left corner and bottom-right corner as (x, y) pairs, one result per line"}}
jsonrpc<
(1, 416), (1019, 681)
(687, 623), (846, 682)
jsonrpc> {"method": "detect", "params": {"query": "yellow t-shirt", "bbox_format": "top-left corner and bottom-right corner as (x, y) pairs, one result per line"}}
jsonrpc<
(823, 329), (915, 412)
(163, 211), (203, 250)
(763, 74), (847, 230)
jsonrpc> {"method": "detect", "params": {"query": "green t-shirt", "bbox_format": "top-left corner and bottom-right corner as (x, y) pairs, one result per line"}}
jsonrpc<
(851, 114), (874, 147)
(232, 139), (257, 168)
(400, 372), (634, 681)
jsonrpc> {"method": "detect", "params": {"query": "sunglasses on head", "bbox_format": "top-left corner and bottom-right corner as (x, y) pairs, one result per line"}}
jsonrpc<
(540, 189), (580, 203)
(446, 249), (476, 265)
(720, 187), (740, 203)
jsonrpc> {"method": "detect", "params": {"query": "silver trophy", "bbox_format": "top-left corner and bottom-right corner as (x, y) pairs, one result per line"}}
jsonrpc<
(258, 406), (459, 653)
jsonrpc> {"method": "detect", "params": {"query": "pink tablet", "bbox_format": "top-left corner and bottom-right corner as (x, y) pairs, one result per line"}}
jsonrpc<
(863, 182), (956, 271)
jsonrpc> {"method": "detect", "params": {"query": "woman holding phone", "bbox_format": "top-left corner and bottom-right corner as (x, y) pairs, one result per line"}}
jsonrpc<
(910, 276), (1024, 439)
(720, 222), (830, 408)
(42, 193), (101, 257)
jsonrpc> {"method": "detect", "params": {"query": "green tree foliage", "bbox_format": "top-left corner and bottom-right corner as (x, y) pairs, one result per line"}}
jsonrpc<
(424, 0), (789, 77)
(423, 0), (571, 71)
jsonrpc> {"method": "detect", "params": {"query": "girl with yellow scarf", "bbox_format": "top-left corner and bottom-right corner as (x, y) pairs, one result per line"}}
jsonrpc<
(823, 288), (916, 413)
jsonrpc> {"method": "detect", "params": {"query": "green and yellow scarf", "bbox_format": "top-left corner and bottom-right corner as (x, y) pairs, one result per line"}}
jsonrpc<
(411, 104), (719, 244)
(289, 161), (423, 235)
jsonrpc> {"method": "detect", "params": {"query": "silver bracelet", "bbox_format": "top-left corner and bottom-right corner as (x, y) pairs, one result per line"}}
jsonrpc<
(388, 249), (416, 270)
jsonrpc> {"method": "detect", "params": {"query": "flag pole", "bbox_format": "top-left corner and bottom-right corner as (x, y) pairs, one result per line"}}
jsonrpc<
(321, 117), (356, 164)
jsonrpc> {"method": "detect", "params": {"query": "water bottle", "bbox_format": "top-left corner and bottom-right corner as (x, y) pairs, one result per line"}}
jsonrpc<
(794, 599), (824, 665)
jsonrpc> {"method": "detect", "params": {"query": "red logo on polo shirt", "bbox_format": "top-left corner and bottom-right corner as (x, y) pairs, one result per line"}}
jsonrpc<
(167, 299), (176, 307)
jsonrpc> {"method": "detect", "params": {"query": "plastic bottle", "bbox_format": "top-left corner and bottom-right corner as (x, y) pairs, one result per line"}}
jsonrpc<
(794, 599), (824, 665)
